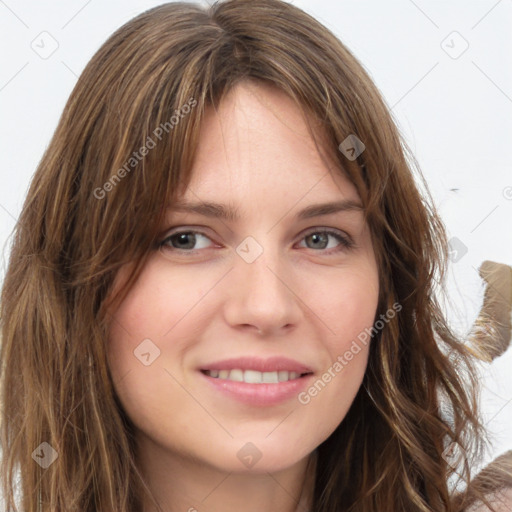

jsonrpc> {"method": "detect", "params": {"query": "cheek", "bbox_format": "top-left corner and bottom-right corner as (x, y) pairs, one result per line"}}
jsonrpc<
(324, 272), (377, 381)
(107, 261), (215, 356)
(106, 264), (171, 382)
(105, 265), (197, 438)
(310, 262), (380, 349)
(105, 260), (229, 427)
(296, 261), (379, 415)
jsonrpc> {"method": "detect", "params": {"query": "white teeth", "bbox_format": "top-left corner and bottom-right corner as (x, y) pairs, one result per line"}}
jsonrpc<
(205, 369), (305, 383)
(244, 370), (262, 383)
(278, 370), (289, 382)
(228, 369), (244, 382)
(262, 371), (279, 383)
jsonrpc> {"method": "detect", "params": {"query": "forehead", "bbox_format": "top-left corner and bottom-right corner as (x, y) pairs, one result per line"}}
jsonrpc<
(183, 81), (360, 206)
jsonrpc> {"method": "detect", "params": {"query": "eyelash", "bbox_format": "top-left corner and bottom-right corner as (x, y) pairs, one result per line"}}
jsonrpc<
(157, 228), (355, 255)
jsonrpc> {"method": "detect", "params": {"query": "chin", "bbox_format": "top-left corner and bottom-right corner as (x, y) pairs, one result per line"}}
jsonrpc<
(201, 436), (315, 475)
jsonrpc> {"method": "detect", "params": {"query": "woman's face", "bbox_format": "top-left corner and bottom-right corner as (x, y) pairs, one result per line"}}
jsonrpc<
(107, 81), (379, 474)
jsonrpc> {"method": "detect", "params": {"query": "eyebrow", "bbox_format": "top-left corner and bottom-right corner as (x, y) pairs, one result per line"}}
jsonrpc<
(167, 199), (363, 221)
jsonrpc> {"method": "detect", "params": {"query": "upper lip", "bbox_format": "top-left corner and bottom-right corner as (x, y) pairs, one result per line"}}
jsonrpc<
(199, 356), (314, 374)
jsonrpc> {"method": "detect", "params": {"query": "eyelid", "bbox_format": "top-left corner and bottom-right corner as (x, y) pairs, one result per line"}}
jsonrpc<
(299, 226), (351, 239)
(159, 226), (220, 251)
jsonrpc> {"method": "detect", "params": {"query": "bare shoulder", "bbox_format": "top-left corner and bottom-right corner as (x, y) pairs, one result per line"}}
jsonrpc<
(466, 487), (512, 512)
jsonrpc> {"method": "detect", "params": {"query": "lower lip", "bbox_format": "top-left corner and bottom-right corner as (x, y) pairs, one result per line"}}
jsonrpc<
(199, 371), (314, 406)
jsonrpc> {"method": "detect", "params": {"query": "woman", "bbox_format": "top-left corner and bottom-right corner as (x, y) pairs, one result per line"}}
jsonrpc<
(1, 0), (510, 510)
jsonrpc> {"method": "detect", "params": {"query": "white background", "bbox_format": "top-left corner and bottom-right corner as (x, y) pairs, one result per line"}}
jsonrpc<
(1, 0), (511, 474)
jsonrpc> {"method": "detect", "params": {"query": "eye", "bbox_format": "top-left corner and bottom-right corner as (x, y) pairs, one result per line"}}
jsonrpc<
(297, 229), (354, 253)
(159, 230), (215, 252)
(157, 228), (354, 256)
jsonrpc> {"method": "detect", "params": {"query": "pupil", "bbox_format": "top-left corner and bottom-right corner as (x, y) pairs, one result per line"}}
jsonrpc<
(174, 233), (195, 249)
(309, 233), (327, 249)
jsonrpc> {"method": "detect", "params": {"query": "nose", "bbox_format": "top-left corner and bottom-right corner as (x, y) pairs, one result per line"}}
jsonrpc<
(223, 244), (303, 337)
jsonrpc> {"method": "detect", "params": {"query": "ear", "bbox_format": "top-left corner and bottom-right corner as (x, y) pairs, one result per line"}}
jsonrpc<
(468, 261), (512, 362)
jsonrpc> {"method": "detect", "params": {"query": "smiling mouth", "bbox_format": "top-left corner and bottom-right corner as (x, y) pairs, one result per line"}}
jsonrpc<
(201, 369), (312, 383)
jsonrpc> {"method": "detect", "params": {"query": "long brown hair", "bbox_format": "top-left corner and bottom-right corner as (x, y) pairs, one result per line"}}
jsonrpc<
(0, 1), (507, 510)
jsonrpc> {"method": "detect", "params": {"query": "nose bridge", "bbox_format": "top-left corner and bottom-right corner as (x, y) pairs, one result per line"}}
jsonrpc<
(224, 237), (301, 333)
(240, 248), (283, 301)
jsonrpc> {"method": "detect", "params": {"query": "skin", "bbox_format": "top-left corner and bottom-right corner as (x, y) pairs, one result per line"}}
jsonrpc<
(107, 80), (380, 512)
